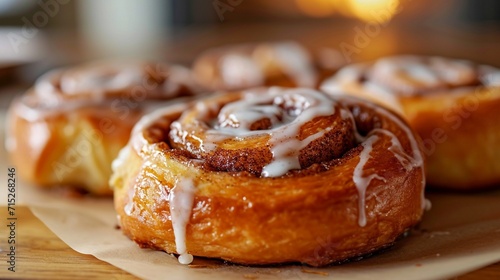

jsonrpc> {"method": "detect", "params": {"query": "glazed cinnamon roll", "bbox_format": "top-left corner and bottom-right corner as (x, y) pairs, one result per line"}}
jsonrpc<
(192, 41), (343, 91)
(110, 87), (426, 266)
(6, 61), (202, 195)
(321, 55), (500, 190)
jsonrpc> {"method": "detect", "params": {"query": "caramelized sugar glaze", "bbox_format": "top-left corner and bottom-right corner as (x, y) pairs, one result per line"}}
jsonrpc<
(111, 87), (426, 266)
(322, 55), (500, 190)
(7, 61), (202, 195)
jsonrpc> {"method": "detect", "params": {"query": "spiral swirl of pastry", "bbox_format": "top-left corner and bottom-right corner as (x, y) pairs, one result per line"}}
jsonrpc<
(7, 61), (202, 195)
(19, 61), (200, 116)
(111, 87), (426, 266)
(168, 88), (356, 177)
(192, 41), (322, 91)
(321, 55), (500, 190)
(321, 55), (500, 113)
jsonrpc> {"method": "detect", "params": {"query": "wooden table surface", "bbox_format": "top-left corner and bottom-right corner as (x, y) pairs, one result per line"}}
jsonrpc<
(0, 206), (496, 279)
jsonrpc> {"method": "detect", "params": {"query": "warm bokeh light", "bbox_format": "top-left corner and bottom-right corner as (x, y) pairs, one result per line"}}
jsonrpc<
(347, 0), (400, 22)
(295, 0), (400, 23)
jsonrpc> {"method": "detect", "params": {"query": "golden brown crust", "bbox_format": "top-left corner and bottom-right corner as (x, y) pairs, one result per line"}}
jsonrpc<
(321, 55), (500, 190)
(111, 88), (425, 266)
(8, 102), (142, 195)
(402, 87), (500, 189)
(6, 61), (202, 195)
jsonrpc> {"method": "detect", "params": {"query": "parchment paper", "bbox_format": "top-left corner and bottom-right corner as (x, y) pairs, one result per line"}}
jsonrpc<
(2, 113), (500, 280)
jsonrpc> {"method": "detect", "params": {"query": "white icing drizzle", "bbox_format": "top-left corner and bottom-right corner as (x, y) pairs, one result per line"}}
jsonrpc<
(369, 56), (477, 95)
(262, 126), (331, 177)
(352, 134), (385, 227)
(13, 94), (108, 122)
(217, 41), (318, 89)
(270, 42), (317, 88)
(260, 89), (335, 177)
(320, 64), (405, 115)
(59, 64), (144, 95)
(351, 106), (425, 226)
(15, 61), (197, 122)
(169, 178), (196, 265)
(192, 87), (337, 177)
(377, 129), (420, 171)
(372, 56), (441, 91)
(220, 54), (264, 90)
(321, 55), (500, 109)
(351, 98), (426, 211)
(34, 62), (154, 98)
(378, 108), (425, 210)
(430, 57), (476, 86)
(479, 65), (500, 87)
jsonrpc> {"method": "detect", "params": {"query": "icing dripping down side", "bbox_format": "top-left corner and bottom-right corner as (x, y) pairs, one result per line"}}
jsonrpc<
(352, 135), (386, 227)
(347, 97), (426, 226)
(377, 129), (420, 172)
(169, 178), (196, 265)
(372, 106), (426, 210)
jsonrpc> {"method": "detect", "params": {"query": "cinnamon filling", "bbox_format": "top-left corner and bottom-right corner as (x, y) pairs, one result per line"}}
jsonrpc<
(168, 88), (357, 177)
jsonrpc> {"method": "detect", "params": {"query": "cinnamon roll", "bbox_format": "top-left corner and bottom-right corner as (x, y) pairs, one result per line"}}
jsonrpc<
(321, 55), (500, 190)
(111, 87), (426, 266)
(6, 61), (202, 195)
(192, 41), (343, 91)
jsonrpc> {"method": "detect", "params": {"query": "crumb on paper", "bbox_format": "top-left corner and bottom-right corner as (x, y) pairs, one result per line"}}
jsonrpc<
(416, 263), (423, 267)
(301, 268), (329, 276)
(243, 274), (259, 279)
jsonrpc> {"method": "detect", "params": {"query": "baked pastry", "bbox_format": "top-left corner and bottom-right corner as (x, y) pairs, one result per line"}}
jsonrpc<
(192, 41), (344, 91)
(6, 61), (202, 195)
(111, 87), (425, 266)
(321, 55), (500, 190)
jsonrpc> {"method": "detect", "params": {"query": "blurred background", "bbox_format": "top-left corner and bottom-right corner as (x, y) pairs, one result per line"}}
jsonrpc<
(0, 0), (499, 103)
